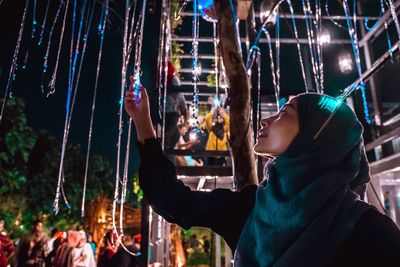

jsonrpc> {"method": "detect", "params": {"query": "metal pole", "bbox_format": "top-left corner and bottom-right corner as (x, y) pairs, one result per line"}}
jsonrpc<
(359, 0), (400, 47)
(358, 2), (383, 130)
(171, 36), (352, 44)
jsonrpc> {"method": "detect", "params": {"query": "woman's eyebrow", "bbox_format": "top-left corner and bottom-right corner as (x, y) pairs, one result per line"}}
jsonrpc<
(282, 103), (295, 111)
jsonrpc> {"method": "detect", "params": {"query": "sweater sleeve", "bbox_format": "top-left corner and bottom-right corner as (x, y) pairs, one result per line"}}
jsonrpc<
(137, 138), (257, 250)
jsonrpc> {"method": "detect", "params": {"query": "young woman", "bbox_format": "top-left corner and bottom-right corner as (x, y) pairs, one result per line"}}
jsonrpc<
(125, 77), (400, 266)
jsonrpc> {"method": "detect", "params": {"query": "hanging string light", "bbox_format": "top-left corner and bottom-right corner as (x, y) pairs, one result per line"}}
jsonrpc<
(387, 0), (400, 43)
(301, 0), (320, 92)
(262, 29), (280, 110)
(48, 0), (71, 97)
(190, 0), (200, 132)
(0, 0), (30, 124)
(53, 0), (80, 215)
(112, 0), (132, 244)
(41, 1), (64, 93)
(38, 0), (50, 46)
(342, 0), (370, 124)
(275, 13), (280, 98)
(81, 0), (109, 218)
(111, 0), (146, 256)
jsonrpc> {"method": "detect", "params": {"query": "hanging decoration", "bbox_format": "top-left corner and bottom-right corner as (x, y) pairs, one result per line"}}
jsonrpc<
(110, 0), (147, 256)
(190, 0), (201, 138)
(262, 28), (280, 109)
(342, 0), (371, 124)
(199, 0), (217, 22)
(41, 1), (64, 93)
(0, 0), (30, 123)
(38, 0), (50, 46)
(81, 0), (109, 218)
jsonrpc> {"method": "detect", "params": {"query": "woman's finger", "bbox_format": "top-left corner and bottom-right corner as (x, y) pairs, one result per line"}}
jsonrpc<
(140, 85), (148, 99)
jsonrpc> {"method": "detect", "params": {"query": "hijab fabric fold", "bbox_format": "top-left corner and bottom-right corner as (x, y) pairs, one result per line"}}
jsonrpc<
(234, 93), (372, 267)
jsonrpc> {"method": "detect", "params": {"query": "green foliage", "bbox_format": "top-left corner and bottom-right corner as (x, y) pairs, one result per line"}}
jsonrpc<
(171, 41), (184, 74)
(132, 174), (143, 206)
(0, 98), (114, 238)
(207, 73), (216, 88)
(170, 0), (184, 30)
(186, 249), (210, 266)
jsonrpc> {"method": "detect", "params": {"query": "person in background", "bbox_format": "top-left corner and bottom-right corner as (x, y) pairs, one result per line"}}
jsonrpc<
(205, 106), (230, 165)
(68, 230), (95, 267)
(16, 220), (48, 267)
(110, 235), (139, 267)
(53, 230), (80, 267)
(45, 229), (63, 267)
(164, 62), (188, 150)
(86, 233), (96, 259)
(174, 124), (203, 167)
(97, 230), (119, 267)
(202, 236), (210, 255)
(0, 220), (14, 267)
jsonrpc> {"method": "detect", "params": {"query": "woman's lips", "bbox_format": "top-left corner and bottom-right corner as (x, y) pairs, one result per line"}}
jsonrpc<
(258, 130), (268, 138)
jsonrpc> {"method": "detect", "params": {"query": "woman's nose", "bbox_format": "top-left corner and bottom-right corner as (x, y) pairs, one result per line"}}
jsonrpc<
(260, 118), (269, 128)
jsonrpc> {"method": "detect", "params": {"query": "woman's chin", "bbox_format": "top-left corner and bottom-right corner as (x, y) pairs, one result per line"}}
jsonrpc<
(253, 143), (276, 158)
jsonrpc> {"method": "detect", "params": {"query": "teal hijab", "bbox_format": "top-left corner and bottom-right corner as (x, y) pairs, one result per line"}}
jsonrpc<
(234, 93), (372, 267)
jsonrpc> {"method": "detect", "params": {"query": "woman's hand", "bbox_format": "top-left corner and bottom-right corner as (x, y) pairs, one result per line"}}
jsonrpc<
(125, 75), (150, 125)
(125, 75), (156, 142)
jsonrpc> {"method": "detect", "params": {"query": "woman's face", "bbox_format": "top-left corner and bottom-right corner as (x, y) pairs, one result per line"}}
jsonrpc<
(254, 99), (299, 157)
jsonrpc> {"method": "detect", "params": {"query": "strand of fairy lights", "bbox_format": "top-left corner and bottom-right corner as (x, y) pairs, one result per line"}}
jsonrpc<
(342, 0), (370, 124)
(119, 0), (141, 238)
(213, 22), (219, 97)
(48, 0), (71, 97)
(315, 0), (324, 93)
(53, 0), (80, 214)
(66, 0), (95, 131)
(0, 0), (30, 123)
(38, 0), (50, 46)
(275, 14), (280, 99)
(158, 0), (169, 149)
(41, 1), (64, 93)
(111, 0), (146, 256)
(190, 0), (200, 129)
(112, 0), (131, 244)
(81, 0), (109, 219)
(285, 0), (309, 92)
(60, 0), (95, 217)
(262, 29), (280, 109)
(387, 0), (400, 44)
(302, 0), (321, 92)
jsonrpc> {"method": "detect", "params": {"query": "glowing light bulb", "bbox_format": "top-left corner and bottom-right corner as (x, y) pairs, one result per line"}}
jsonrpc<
(319, 32), (331, 45)
(189, 131), (198, 141)
(338, 53), (353, 74)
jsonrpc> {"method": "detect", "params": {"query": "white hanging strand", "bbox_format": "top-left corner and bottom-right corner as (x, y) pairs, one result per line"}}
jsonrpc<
(112, 0), (131, 242)
(112, 0), (147, 257)
(0, 0), (30, 124)
(48, 0), (71, 97)
(262, 29), (279, 109)
(302, 0), (320, 92)
(53, 0), (77, 214)
(285, 0), (309, 92)
(191, 0), (200, 128)
(275, 14), (281, 98)
(387, 0), (400, 44)
(38, 0), (51, 46)
(41, 1), (64, 93)
(81, 0), (109, 218)
(213, 22), (219, 96)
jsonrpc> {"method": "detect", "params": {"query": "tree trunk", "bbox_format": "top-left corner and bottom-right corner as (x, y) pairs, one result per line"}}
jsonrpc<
(216, 0), (258, 189)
